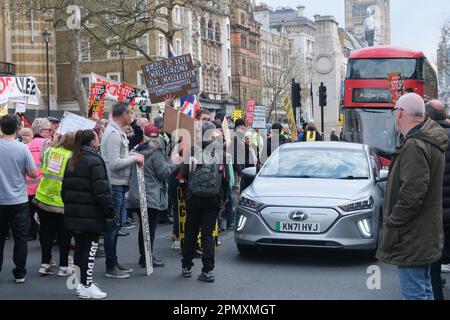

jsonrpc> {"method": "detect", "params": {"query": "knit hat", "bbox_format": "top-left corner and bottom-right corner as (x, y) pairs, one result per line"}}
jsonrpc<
(32, 118), (51, 135)
(144, 124), (160, 138)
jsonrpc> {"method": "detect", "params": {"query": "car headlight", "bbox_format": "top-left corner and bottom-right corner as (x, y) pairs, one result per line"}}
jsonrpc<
(238, 196), (263, 211)
(339, 196), (374, 213)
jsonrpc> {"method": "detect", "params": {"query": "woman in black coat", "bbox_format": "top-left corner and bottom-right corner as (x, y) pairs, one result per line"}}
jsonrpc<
(62, 129), (114, 299)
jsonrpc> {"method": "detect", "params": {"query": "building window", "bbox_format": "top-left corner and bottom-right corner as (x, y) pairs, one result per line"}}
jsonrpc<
(174, 6), (181, 25)
(137, 71), (145, 87)
(242, 58), (246, 76)
(79, 40), (90, 61)
(215, 23), (221, 42)
(81, 76), (90, 97)
(175, 39), (182, 55)
(107, 37), (120, 59)
(227, 24), (230, 39)
(107, 72), (121, 83)
(227, 49), (231, 67)
(136, 34), (149, 57)
(214, 48), (219, 65)
(158, 34), (165, 57)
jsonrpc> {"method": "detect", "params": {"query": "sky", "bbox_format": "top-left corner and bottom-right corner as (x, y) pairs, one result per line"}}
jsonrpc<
(263, 0), (449, 63)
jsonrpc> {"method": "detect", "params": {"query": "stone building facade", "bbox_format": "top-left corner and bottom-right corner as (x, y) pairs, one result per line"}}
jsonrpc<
(230, 0), (262, 109)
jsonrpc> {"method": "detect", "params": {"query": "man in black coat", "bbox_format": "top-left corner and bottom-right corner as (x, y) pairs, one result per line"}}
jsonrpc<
(425, 99), (450, 300)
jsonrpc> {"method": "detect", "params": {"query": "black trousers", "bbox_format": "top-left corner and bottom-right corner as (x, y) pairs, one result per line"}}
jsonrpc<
(137, 208), (161, 260)
(430, 225), (450, 300)
(28, 196), (39, 238)
(182, 195), (220, 273)
(74, 232), (100, 286)
(0, 203), (29, 279)
(37, 208), (71, 267)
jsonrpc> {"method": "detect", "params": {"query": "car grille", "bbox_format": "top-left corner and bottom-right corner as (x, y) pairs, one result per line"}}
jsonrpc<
(256, 239), (343, 248)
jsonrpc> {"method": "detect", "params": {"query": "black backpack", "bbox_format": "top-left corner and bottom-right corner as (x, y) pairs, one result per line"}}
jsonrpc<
(188, 150), (222, 197)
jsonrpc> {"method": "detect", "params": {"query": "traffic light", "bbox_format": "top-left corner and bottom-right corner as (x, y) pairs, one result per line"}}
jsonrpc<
(139, 105), (150, 113)
(319, 82), (327, 107)
(292, 79), (302, 109)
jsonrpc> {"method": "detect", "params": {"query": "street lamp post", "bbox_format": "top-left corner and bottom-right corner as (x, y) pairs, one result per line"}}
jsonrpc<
(119, 48), (125, 82)
(42, 30), (51, 116)
(237, 73), (241, 109)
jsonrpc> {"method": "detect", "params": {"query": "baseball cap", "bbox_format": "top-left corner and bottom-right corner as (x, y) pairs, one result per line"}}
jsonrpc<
(144, 125), (160, 138)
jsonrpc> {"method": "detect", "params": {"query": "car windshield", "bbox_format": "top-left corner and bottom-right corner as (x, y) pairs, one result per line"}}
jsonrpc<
(346, 58), (418, 79)
(343, 108), (398, 155)
(259, 148), (370, 179)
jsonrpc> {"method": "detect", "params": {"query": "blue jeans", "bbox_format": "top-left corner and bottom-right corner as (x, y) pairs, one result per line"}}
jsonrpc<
(104, 185), (127, 269)
(398, 265), (434, 300)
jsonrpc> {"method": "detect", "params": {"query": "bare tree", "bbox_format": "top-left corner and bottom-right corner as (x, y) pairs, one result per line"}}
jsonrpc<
(4, 0), (228, 113)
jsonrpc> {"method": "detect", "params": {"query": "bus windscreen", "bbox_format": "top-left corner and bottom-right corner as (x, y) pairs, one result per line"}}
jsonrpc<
(346, 58), (418, 80)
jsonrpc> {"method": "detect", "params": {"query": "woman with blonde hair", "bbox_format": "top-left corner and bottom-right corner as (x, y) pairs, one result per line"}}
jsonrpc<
(32, 132), (76, 276)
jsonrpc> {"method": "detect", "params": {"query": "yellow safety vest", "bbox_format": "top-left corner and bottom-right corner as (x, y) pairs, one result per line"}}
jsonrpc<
(35, 147), (72, 208)
(306, 131), (317, 142)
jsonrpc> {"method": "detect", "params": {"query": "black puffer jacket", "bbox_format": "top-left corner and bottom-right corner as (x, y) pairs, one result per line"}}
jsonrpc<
(437, 120), (450, 226)
(62, 146), (115, 233)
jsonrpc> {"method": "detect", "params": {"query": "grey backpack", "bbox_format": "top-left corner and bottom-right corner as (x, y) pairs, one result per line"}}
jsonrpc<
(188, 151), (222, 197)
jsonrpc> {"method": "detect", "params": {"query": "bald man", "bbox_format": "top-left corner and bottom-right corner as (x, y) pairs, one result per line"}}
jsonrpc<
(377, 93), (449, 300)
(426, 99), (450, 300)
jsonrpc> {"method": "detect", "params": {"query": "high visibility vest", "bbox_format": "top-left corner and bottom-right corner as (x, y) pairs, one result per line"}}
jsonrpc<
(35, 147), (72, 208)
(306, 131), (317, 142)
(26, 138), (49, 196)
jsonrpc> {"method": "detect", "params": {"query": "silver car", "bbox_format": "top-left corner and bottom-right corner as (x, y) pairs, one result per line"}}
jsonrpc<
(235, 142), (388, 256)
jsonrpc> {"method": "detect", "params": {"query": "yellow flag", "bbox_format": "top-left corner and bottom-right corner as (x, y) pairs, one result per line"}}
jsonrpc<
(283, 96), (298, 141)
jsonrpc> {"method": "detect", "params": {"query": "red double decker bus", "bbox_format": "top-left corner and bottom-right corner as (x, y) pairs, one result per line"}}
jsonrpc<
(343, 46), (438, 165)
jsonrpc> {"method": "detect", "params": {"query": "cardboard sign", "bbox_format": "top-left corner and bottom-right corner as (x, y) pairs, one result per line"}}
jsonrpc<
(245, 99), (256, 127)
(387, 72), (405, 105)
(57, 111), (96, 135)
(252, 106), (267, 129)
(88, 83), (107, 120)
(163, 105), (195, 148)
(0, 77), (41, 105)
(142, 54), (199, 104)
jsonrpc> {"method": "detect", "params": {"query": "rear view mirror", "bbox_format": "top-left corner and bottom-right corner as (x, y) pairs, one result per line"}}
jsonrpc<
(241, 167), (257, 192)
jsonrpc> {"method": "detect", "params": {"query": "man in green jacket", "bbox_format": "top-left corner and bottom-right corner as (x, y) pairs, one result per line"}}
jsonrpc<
(376, 93), (449, 300)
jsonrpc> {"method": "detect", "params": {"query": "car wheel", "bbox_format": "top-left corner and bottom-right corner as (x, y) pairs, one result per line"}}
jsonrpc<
(237, 243), (256, 256)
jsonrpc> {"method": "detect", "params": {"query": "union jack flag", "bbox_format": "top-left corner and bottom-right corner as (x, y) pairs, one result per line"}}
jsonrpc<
(180, 95), (201, 118)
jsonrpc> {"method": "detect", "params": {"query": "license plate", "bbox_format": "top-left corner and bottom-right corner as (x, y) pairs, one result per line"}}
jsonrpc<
(276, 221), (321, 233)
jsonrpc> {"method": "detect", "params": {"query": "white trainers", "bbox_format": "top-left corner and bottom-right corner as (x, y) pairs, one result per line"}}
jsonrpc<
(171, 240), (181, 251)
(75, 283), (82, 296)
(39, 264), (55, 276)
(441, 264), (450, 273)
(78, 284), (107, 299)
(57, 267), (74, 277)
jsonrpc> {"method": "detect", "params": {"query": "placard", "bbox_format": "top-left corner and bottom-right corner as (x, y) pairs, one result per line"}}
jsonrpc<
(252, 106), (267, 129)
(245, 99), (256, 127)
(142, 54), (199, 104)
(57, 111), (96, 135)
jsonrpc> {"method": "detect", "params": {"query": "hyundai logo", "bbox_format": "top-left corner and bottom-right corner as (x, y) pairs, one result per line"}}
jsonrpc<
(289, 211), (309, 222)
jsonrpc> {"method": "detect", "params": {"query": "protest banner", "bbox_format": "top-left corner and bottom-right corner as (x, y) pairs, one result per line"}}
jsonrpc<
(87, 84), (107, 120)
(142, 54), (199, 104)
(387, 72), (405, 105)
(136, 165), (153, 276)
(0, 77), (40, 105)
(57, 111), (96, 135)
(118, 82), (138, 106)
(245, 99), (256, 127)
(252, 106), (267, 129)
(90, 73), (150, 106)
(233, 108), (244, 121)
(283, 96), (298, 141)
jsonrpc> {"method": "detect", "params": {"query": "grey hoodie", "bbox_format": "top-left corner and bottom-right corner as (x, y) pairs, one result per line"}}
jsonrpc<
(127, 138), (178, 211)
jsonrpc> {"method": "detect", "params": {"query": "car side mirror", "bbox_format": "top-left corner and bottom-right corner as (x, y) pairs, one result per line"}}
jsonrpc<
(377, 169), (389, 182)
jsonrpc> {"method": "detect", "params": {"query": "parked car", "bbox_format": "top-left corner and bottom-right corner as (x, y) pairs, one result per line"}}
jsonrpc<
(235, 142), (387, 256)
